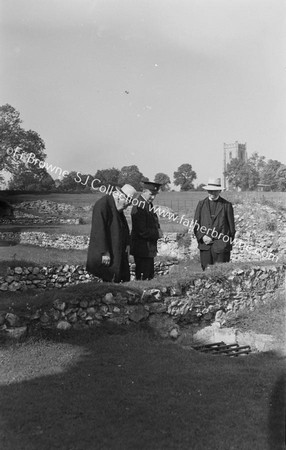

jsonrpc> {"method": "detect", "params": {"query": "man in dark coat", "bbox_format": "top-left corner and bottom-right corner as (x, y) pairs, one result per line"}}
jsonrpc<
(193, 177), (236, 270)
(86, 184), (137, 282)
(130, 181), (163, 280)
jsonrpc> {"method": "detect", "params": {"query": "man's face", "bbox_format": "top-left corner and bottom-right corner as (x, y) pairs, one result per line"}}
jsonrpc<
(143, 189), (156, 203)
(207, 190), (221, 200)
(116, 193), (132, 210)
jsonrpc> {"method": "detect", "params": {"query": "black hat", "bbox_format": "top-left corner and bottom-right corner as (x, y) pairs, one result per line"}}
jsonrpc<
(143, 181), (162, 194)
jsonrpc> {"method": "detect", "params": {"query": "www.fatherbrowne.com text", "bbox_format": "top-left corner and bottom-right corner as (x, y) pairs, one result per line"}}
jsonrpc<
(148, 204), (278, 262)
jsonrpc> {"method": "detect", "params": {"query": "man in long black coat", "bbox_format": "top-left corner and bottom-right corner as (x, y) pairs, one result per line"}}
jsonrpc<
(130, 181), (163, 280)
(86, 184), (137, 282)
(193, 177), (236, 270)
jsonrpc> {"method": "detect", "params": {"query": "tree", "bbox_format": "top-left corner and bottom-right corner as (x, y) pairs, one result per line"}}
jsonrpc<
(8, 168), (55, 191)
(275, 165), (286, 191)
(0, 104), (46, 177)
(224, 158), (259, 191)
(154, 172), (171, 191)
(260, 159), (283, 190)
(94, 168), (120, 187)
(56, 171), (93, 192)
(118, 165), (148, 191)
(195, 183), (206, 191)
(248, 152), (266, 178)
(173, 164), (197, 191)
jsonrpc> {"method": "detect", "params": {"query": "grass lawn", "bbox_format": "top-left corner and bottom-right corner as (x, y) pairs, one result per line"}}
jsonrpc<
(0, 324), (285, 450)
(0, 246), (88, 276)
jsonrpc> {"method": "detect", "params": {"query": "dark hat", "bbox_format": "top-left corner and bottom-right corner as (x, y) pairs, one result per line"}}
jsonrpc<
(143, 181), (162, 194)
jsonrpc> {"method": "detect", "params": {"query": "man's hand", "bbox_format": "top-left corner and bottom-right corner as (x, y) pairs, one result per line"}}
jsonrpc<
(102, 252), (111, 266)
(126, 245), (134, 264)
(202, 235), (213, 245)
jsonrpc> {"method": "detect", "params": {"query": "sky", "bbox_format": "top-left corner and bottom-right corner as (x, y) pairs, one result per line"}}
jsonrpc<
(1, 0), (285, 187)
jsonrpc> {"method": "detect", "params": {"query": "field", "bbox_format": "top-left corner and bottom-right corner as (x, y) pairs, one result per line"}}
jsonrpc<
(3, 189), (286, 215)
(1, 190), (286, 235)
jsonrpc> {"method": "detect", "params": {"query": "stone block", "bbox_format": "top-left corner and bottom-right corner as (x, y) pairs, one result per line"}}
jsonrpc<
(128, 305), (149, 323)
(80, 300), (89, 308)
(148, 314), (179, 338)
(57, 321), (71, 330)
(141, 288), (162, 302)
(5, 313), (21, 327)
(5, 326), (27, 339)
(102, 293), (115, 304)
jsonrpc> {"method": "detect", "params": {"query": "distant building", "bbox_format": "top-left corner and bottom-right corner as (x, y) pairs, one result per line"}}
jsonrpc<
(223, 141), (247, 190)
(257, 183), (271, 192)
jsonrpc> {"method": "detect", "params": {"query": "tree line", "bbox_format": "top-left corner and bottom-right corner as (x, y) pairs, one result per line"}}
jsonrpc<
(0, 104), (197, 192)
(1, 104), (286, 192)
(224, 154), (286, 191)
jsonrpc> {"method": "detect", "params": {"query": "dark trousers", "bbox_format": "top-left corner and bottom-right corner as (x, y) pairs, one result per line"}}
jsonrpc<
(200, 247), (230, 271)
(111, 253), (130, 283)
(134, 256), (155, 280)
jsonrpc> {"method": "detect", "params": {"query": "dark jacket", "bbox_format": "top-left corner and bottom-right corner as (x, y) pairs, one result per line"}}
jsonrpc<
(194, 196), (236, 253)
(130, 195), (161, 257)
(86, 194), (130, 282)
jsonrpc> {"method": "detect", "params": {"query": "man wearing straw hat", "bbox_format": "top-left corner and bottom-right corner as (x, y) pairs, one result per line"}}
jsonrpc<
(193, 177), (236, 270)
(86, 184), (137, 282)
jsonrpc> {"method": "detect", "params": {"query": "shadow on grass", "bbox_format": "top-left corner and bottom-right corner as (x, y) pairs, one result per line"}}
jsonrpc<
(268, 373), (286, 450)
(0, 323), (285, 450)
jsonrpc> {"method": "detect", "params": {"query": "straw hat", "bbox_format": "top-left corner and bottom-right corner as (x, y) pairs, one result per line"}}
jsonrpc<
(115, 184), (137, 200)
(202, 178), (223, 191)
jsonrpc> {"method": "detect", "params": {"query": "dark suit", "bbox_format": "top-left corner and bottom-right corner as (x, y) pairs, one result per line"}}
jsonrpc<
(86, 194), (130, 282)
(194, 196), (235, 270)
(130, 195), (161, 280)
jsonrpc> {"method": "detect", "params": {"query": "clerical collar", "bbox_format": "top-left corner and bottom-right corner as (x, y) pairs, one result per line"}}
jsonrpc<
(141, 193), (151, 203)
(208, 196), (220, 201)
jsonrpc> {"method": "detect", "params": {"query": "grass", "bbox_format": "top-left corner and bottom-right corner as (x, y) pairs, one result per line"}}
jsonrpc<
(0, 323), (285, 450)
(0, 246), (88, 276)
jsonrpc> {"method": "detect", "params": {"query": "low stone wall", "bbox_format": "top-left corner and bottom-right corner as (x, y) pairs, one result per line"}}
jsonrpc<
(0, 263), (285, 340)
(0, 260), (178, 292)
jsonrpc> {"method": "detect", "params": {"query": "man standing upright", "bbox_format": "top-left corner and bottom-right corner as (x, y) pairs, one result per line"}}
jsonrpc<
(86, 184), (137, 282)
(193, 177), (235, 270)
(130, 181), (163, 280)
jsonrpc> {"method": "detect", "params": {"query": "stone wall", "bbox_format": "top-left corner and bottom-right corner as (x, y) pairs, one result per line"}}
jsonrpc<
(0, 260), (178, 292)
(1, 263), (285, 339)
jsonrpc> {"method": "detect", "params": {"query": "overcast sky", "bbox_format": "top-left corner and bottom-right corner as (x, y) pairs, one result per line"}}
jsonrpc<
(1, 0), (285, 186)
